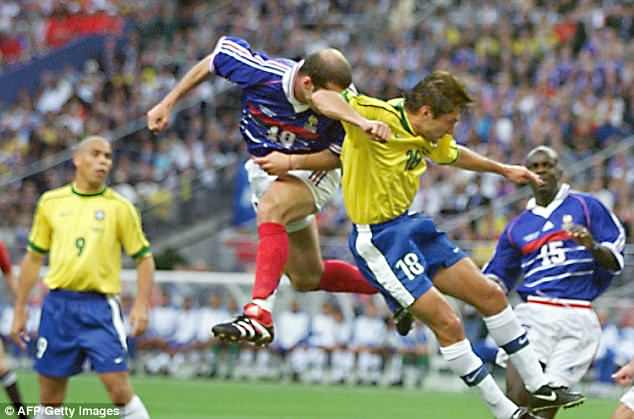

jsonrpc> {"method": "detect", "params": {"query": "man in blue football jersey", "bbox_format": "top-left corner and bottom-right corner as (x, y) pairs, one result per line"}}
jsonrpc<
(147, 36), (395, 345)
(484, 146), (625, 419)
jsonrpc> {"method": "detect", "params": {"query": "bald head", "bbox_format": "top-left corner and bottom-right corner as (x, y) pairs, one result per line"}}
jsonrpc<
(299, 48), (352, 90)
(526, 146), (559, 165)
(74, 135), (111, 156)
(72, 135), (113, 191)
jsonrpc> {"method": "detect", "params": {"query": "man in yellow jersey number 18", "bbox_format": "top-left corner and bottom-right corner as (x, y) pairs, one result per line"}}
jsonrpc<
(10, 136), (153, 419)
(256, 71), (584, 419)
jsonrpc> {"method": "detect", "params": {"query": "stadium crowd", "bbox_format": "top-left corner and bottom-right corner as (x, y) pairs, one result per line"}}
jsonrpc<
(1, 0), (633, 248)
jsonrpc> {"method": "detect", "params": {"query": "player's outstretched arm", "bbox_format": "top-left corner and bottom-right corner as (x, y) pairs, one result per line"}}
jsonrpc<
(10, 251), (44, 349)
(147, 54), (214, 132)
(310, 90), (390, 142)
(129, 255), (155, 337)
(254, 149), (340, 176)
(613, 359), (634, 386)
(453, 145), (543, 186)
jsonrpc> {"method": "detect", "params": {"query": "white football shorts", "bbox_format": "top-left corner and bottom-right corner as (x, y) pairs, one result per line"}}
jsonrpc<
(621, 387), (634, 411)
(245, 159), (341, 233)
(511, 297), (601, 387)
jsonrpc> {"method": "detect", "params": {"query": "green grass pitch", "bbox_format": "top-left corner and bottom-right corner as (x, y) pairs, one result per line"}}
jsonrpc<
(6, 372), (617, 418)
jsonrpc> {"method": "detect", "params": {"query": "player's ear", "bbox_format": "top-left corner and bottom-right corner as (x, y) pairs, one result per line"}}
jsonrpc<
(72, 153), (80, 168)
(419, 105), (434, 120)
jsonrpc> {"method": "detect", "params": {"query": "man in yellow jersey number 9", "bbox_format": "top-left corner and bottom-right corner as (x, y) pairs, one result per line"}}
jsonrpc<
(11, 136), (154, 419)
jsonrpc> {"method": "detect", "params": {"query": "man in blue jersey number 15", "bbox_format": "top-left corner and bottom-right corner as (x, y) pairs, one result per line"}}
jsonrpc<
(484, 146), (625, 419)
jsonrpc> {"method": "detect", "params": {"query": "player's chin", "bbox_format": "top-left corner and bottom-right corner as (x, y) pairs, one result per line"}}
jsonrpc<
(93, 170), (108, 181)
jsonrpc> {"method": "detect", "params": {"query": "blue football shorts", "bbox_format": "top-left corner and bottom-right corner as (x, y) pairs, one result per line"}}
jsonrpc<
(34, 289), (129, 377)
(349, 212), (467, 312)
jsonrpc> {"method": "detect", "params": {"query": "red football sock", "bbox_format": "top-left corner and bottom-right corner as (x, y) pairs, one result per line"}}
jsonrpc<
(252, 222), (289, 301)
(319, 260), (378, 295)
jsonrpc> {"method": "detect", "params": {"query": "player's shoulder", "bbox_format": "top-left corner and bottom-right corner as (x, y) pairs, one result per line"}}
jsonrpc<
(105, 188), (136, 209)
(38, 184), (72, 205)
(350, 94), (401, 117)
(505, 209), (534, 235)
(568, 190), (606, 210)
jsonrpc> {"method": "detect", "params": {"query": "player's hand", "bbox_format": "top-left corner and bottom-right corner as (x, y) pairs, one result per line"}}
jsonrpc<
(254, 152), (292, 176)
(501, 164), (543, 186)
(564, 224), (593, 249)
(10, 307), (29, 350)
(129, 301), (149, 337)
(147, 101), (173, 132)
(359, 119), (390, 143)
(613, 363), (634, 386)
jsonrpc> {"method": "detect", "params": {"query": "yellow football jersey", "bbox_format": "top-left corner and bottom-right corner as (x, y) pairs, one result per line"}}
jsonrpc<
(28, 184), (151, 294)
(340, 94), (459, 225)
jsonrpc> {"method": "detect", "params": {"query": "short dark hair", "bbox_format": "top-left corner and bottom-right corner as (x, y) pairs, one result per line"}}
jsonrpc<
(526, 146), (559, 165)
(298, 49), (352, 90)
(404, 71), (473, 116)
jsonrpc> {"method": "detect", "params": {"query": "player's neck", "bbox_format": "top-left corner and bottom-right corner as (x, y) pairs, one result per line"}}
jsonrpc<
(73, 179), (106, 195)
(534, 189), (558, 207)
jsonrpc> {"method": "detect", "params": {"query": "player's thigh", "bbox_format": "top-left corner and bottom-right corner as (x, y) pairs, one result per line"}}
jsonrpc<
(614, 405), (634, 419)
(35, 293), (85, 378)
(614, 401), (634, 419)
(513, 303), (558, 364)
(433, 258), (508, 316)
(257, 175), (316, 225)
(39, 374), (69, 405)
(99, 371), (134, 405)
(546, 309), (601, 386)
(78, 296), (129, 378)
(409, 286), (464, 346)
(350, 217), (432, 314)
(285, 219), (323, 289)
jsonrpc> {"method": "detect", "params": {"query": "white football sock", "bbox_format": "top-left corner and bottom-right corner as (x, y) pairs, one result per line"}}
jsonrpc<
(484, 306), (548, 391)
(121, 395), (150, 419)
(440, 339), (518, 419)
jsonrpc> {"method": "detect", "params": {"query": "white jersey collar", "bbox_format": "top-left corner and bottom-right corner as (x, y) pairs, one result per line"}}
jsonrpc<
(526, 183), (570, 218)
(282, 60), (310, 113)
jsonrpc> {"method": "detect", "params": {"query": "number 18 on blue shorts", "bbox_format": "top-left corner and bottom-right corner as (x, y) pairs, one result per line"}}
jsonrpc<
(349, 213), (466, 313)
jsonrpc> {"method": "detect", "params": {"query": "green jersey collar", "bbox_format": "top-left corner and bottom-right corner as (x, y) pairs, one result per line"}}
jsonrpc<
(71, 183), (107, 197)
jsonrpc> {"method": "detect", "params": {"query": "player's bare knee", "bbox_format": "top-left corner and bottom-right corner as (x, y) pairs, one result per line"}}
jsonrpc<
(257, 192), (295, 225)
(40, 388), (65, 406)
(108, 385), (133, 406)
(430, 313), (464, 346)
(288, 272), (321, 292)
(476, 281), (508, 316)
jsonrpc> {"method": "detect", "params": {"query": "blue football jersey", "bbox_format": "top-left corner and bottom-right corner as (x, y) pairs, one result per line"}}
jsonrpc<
(484, 184), (625, 301)
(210, 36), (344, 157)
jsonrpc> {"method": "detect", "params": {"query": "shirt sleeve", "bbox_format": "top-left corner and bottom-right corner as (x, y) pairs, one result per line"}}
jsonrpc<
(210, 36), (287, 88)
(429, 135), (459, 165)
(118, 201), (151, 259)
(586, 195), (626, 271)
(326, 121), (345, 156)
(482, 225), (523, 293)
(28, 197), (52, 254)
(0, 241), (11, 275)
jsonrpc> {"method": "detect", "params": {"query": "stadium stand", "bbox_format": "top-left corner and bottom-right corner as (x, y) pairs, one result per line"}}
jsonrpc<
(0, 0), (633, 395)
